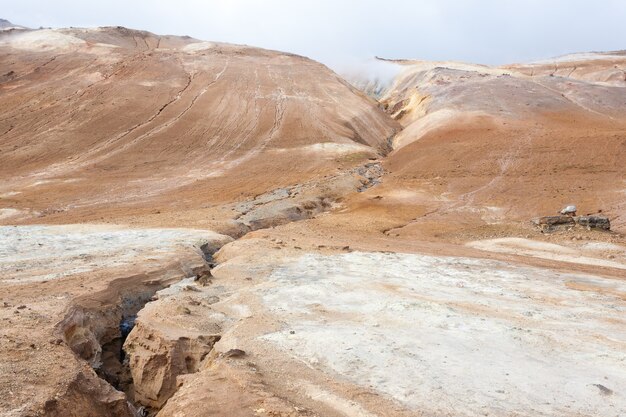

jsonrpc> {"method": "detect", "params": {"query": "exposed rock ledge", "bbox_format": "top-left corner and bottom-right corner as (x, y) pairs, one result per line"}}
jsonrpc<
(532, 214), (610, 232)
(124, 278), (227, 410)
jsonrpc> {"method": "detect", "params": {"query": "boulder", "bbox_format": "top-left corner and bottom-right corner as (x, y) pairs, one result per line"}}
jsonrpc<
(531, 215), (576, 231)
(575, 216), (610, 230)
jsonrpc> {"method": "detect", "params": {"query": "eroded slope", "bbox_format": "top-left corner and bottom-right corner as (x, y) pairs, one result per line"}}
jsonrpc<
(0, 27), (398, 228)
(354, 55), (626, 240)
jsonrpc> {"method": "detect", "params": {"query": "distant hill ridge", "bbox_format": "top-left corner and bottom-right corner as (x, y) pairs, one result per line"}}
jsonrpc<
(0, 18), (27, 30)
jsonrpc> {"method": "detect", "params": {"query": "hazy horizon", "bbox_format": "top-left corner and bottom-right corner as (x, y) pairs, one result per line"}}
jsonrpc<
(3, 0), (626, 72)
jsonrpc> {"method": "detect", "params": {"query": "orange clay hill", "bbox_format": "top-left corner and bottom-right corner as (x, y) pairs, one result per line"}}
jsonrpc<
(0, 25), (398, 233)
(1, 24), (625, 417)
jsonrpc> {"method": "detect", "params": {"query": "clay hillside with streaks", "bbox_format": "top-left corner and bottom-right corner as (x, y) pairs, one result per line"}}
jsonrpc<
(0, 26), (398, 232)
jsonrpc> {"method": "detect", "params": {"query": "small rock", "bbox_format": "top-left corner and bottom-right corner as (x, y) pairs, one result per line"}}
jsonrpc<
(195, 271), (213, 287)
(16, 305), (26, 310)
(593, 384), (613, 396)
(205, 295), (220, 304)
(177, 306), (191, 315)
(560, 205), (577, 215)
(223, 348), (246, 358)
(195, 271), (213, 286)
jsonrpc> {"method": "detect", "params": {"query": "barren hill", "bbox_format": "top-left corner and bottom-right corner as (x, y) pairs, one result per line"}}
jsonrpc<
(364, 54), (626, 241)
(0, 26), (398, 231)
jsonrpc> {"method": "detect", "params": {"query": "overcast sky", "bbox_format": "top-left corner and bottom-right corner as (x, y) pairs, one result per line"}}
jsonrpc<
(3, 0), (626, 70)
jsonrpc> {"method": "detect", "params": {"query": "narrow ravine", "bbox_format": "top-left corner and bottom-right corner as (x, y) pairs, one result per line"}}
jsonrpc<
(57, 263), (213, 416)
(50, 159), (389, 416)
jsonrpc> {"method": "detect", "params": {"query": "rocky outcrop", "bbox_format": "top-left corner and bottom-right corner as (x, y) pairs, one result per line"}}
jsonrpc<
(231, 162), (385, 234)
(42, 369), (136, 417)
(532, 215), (610, 232)
(124, 322), (221, 410)
(576, 215), (611, 230)
(123, 278), (230, 411)
(531, 215), (576, 231)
